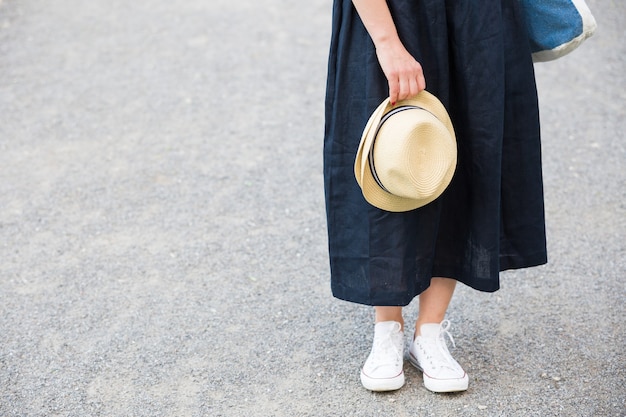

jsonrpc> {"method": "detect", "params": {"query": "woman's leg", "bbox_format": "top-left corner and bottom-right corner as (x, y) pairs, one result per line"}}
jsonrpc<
(372, 276), (456, 333)
(362, 306), (406, 391)
(374, 306), (404, 328)
(409, 277), (468, 392)
(415, 277), (456, 335)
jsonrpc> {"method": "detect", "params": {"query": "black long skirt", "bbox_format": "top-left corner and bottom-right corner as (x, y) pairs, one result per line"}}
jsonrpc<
(323, 0), (548, 306)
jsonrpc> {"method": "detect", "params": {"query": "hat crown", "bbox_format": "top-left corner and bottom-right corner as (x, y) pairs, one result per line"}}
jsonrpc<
(354, 91), (458, 212)
(373, 108), (454, 200)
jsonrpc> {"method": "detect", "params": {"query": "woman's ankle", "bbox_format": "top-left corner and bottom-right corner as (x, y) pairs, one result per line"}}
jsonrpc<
(375, 306), (404, 330)
(414, 317), (444, 337)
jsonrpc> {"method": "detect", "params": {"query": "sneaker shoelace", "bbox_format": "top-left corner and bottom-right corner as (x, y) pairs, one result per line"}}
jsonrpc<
(421, 320), (460, 372)
(368, 324), (403, 370)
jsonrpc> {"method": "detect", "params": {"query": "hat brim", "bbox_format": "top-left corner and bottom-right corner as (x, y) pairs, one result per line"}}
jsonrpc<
(354, 91), (457, 212)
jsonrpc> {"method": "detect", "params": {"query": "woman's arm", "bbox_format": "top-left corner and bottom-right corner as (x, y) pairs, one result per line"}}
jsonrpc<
(352, 0), (425, 104)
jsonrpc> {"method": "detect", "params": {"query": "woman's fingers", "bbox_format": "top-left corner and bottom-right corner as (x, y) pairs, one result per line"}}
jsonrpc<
(388, 75), (400, 105)
(408, 77), (419, 99)
(393, 68), (424, 103)
(398, 76), (410, 103)
(418, 72), (426, 92)
(376, 43), (425, 104)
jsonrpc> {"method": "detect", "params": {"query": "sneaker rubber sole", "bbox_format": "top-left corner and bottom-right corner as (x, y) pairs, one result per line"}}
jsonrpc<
(360, 369), (405, 391)
(408, 352), (468, 393)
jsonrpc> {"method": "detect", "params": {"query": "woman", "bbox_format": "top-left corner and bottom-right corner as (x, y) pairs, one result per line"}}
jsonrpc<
(323, 0), (547, 392)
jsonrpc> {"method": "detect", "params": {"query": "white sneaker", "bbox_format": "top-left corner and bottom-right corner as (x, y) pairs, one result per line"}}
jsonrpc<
(408, 320), (469, 392)
(360, 321), (405, 391)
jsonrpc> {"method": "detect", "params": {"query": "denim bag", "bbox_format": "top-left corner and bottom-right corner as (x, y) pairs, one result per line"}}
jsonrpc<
(520, 0), (597, 62)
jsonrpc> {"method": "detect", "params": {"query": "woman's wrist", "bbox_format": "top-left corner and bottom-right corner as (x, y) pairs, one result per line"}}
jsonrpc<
(373, 34), (406, 55)
(371, 31), (403, 51)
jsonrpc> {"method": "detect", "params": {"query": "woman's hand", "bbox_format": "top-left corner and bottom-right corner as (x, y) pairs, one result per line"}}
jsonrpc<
(351, 0), (426, 104)
(375, 39), (425, 105)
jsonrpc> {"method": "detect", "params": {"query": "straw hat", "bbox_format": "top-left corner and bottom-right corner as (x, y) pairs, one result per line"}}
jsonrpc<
(354, 91), (457, 212)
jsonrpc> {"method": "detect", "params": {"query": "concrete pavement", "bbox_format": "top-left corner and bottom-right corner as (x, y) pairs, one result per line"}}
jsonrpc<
(0, 0), (624, 415)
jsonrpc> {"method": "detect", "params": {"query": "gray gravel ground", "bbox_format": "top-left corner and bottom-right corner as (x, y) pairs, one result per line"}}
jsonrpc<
(0, 0), (624, 416)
